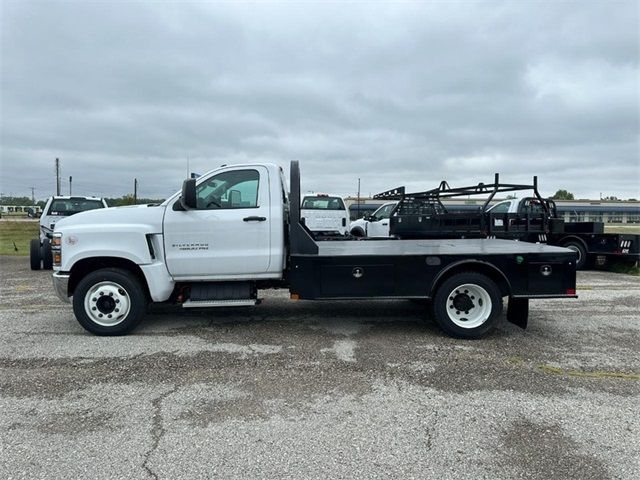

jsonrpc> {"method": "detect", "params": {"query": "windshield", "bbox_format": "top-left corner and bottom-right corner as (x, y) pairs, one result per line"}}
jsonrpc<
(47, 199), (105, 216)
(301, 196), (345, 210)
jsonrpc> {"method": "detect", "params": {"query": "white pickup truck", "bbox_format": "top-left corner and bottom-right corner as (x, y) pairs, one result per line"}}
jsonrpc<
(31, 195), (108, 270)
(300, 194), (349, 236)
(52, 161), (577, 339)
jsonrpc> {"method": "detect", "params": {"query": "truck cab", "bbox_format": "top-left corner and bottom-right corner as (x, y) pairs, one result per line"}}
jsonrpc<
(161, 164), (286, 279)
(349, 202), (397, 237)
(486, 197), (551, 216)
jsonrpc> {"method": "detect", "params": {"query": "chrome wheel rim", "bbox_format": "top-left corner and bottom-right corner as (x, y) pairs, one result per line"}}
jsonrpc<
(446, 283), (492, 329)
(84, 281), (131, 326)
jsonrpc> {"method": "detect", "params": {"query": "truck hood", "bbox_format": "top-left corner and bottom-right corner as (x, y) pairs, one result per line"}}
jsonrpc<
(55, 204), (166, 233)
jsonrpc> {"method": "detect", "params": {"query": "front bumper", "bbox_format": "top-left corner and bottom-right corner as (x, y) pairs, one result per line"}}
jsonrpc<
(52, 272), (71, 303)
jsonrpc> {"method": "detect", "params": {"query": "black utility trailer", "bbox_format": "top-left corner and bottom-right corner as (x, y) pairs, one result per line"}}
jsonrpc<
(374, 174), (639, 270)
(286, 162), (577, 338)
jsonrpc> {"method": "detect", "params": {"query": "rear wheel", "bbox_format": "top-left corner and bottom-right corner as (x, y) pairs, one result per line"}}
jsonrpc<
(30, 239), (42, 270)
(350, 227), (365, 237)
(72, 268), (147, 335)
(42, 238), (53, 270)
(431, 272), (503, 339)
(563, 240), (587, 270)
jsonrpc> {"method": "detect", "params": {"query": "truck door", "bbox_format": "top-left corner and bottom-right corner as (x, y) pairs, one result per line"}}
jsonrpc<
(367, 203), (395, 237)
(163, 166), (271, 279)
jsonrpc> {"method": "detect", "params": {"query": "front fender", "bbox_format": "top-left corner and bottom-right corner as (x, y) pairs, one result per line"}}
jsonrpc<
(59, 225), (156, 271)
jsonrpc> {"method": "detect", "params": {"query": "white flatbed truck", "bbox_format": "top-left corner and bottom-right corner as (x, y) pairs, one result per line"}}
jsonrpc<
(52, 162), (578, 338)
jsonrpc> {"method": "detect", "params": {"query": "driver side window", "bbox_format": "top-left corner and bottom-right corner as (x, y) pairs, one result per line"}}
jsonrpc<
(196, 169), (260, 209)
(376, 204), (394, 220)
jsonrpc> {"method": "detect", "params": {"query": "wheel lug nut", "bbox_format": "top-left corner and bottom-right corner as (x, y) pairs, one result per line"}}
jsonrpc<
(456, 311), (460, 315)
(92, 307), (97, 311)
(108, 314), (112, 318)
(471, 296), (475, 300)
(92, 298), (97, 302)
(115, 308), (119, 312)
(465, 311), (469, 314)
(109, 292), (113, 296)
(115, 299), (120, 303)
(98, 314), (103, 318)
(99, 292), (104, 296)
(449, 305), (454, 309)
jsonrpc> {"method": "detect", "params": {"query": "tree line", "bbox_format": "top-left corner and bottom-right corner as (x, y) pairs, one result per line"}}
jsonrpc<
(0, 195), (165, 208)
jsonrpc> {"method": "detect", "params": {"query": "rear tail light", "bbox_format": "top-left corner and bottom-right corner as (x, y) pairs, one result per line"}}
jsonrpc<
(566, 288), (576, 295)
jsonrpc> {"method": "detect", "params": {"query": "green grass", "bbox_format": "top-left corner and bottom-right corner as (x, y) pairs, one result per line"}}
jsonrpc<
(600, 261), (640, 276)
(605, 224), (640, 234)
(0, 221), (39, 256)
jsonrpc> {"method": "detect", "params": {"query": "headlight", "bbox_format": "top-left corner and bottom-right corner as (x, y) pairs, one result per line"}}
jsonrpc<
(52, 233), (62, 267)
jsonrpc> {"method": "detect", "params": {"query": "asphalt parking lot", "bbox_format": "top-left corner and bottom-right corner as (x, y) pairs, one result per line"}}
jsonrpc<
(0, 255), (638, 479)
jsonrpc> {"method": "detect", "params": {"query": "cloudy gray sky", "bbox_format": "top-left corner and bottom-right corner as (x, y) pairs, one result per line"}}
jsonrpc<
(1, 0), (639, 201)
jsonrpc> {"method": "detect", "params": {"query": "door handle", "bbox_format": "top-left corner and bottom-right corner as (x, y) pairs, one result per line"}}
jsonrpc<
(382, 222), (388, 226)
(243, 216), (267, 222)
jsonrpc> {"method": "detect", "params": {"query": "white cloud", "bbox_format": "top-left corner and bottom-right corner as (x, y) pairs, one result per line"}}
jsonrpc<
(1, 0), (638, 200)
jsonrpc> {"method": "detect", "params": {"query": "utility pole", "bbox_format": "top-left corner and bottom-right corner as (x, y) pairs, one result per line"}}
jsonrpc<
(31, 187), (35, 205)
(55, 158), (61, 195)
(134, 178), (138, 204)
(357, 178), (361, 218)
(69, 176), (72, 195)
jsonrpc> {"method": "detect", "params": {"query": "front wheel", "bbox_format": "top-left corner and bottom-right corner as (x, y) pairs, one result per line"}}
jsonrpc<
(42, 238), (53, 270)
(431, 272), (503, 339)
(72, 268), (147, 335)
(30, 239), (42, 270)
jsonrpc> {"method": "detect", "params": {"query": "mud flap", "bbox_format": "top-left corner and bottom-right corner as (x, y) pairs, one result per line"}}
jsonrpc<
(507, 297), (529, 329)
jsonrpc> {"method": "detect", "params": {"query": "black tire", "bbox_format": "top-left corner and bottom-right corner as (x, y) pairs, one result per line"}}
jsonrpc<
(42, 238), (53, 270)
(430, 272), (503, 339)
(73, 268), (147, 336)
(350, 227), (365, 237)
(30, 239), (42, 270)
(563, 240), (587, 270)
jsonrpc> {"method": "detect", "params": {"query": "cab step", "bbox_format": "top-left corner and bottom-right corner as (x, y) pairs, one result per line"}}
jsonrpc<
(182, 298), (261, 308)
